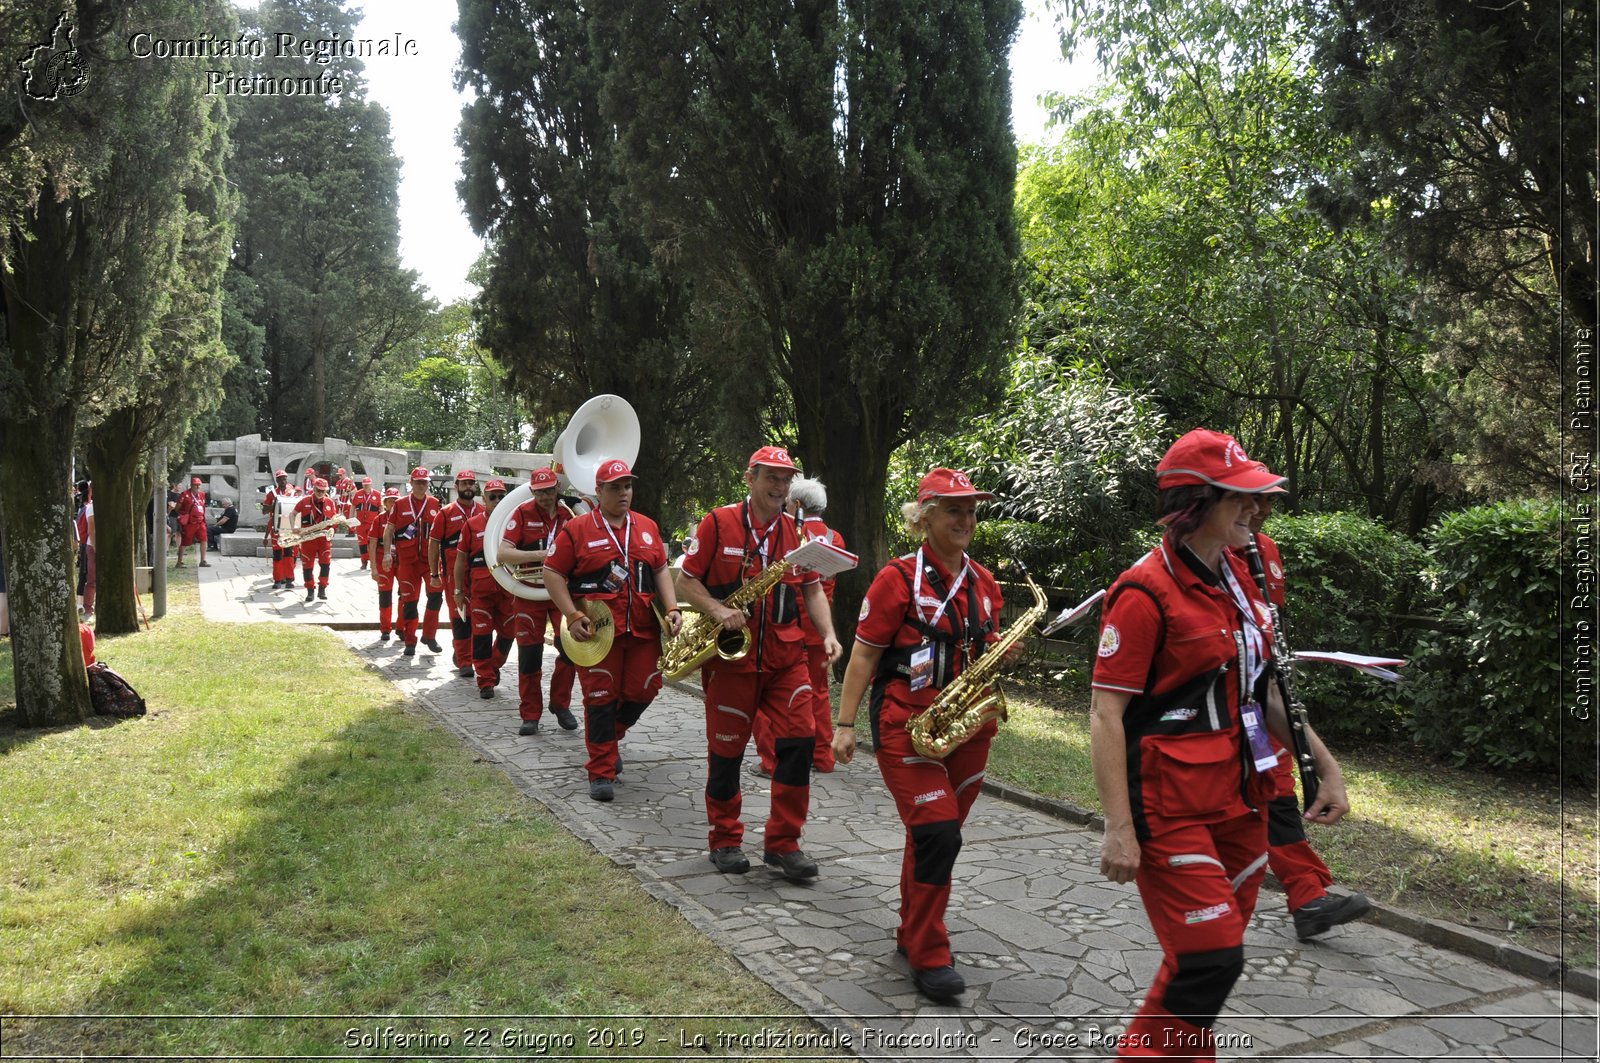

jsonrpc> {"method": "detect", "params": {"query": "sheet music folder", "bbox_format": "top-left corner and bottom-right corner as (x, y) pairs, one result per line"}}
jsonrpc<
(783, 537), (860, 577)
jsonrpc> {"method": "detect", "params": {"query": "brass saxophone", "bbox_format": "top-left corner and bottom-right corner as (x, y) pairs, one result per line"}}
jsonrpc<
(906, 567), (1049, 759)
(658, 557), (795, 681)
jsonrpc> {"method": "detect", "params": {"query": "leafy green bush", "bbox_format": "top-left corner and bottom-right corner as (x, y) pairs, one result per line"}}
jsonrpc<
(1405, 499), (1584, 782)
(1267, 512), (1431, 742)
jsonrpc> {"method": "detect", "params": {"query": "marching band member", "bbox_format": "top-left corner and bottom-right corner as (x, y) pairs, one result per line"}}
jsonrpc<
(334, 467), (355, 518)
(456, 479), (518, 698)
(370, 488), (401, 641)
(430, 470), (483, 677)
(1241, 490), (1372, 941)
(263, 469), (299, 589)
(351, 475), (384, 570)
(675, 446), (841, 880)
(380, 467), (444, 657)
(542, 459), (682, 801)
(832, 468), (1006, 1002)
(754, 475), (843, 776)
(494, 467), (580, 734)
(174, 476), (209, 568)
(1090, 429), (1351, 1059)
(291, 478), (339, 602)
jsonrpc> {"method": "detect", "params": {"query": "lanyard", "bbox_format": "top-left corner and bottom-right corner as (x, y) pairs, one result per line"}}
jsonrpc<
(742, 501), (782, 569)
(598, 511), (632, 577)
(1220, 564), (1267, 696)
(912, 547), (971, 633)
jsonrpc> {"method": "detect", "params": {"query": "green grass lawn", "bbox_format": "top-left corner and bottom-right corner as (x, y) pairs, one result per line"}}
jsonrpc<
(0, 569), (814, 1058)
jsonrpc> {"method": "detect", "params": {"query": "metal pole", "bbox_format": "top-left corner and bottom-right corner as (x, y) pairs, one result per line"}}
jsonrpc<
(151, 445), (168, 618)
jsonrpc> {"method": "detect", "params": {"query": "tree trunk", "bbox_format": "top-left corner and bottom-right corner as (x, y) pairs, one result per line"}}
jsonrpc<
(0, 409), (92, 726)
(84, 409), (144, 635)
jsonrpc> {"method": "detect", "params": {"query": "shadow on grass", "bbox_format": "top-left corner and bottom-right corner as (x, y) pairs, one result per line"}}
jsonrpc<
(8, 699), (792, 1059)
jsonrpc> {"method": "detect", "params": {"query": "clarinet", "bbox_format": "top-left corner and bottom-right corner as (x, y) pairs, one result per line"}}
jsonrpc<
(1241, 534), (1321, 811)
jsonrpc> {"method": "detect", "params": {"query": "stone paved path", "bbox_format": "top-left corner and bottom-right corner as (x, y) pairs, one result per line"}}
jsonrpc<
(198, 554), (1598, 1061)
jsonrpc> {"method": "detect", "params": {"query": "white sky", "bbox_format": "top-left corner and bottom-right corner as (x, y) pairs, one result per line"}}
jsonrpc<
(354, 2), (1096, 306)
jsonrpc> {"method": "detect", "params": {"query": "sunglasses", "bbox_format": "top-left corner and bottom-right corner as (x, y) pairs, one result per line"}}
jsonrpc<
(486, 492), (506, 500)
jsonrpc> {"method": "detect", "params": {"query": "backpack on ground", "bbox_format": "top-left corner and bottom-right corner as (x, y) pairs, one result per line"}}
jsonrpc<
(87, 662), (146, 718)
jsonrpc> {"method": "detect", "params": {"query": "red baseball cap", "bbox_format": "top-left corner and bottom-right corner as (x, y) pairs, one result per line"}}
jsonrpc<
(484, 478), (507, 494)
(595, 458), (635, 485)
(361, 476), (372, 485)
(1156, 429), (1287, 494)
(410, 467), (431, 482)
(274, 469), (288, 478)
(917, 468), (995, 504)
(313, 478), (329, 490)
(383, 487), (400, 499)
(748, 445), (798, 471)
(528, 467), (559, 490)
(455, 468), (477, 483)
(191, 476), (202, 486)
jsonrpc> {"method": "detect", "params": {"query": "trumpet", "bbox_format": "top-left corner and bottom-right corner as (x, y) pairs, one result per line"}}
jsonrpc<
(281, 513), (353, 547)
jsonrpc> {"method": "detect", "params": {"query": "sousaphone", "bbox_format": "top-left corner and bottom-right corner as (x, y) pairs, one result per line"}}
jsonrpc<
(483, 394), (641, 603)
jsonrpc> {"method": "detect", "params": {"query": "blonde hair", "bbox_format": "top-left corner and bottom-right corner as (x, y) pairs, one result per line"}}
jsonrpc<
(900, 500), (936, 538)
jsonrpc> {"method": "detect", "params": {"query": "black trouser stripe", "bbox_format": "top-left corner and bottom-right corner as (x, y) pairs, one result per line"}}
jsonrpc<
(1165, 946), (1244, 1026)
(773, 736), (815, 787)
(587, 701), (617, 744)
(910, 819), (961, 885)
(707, 752), (742, 801)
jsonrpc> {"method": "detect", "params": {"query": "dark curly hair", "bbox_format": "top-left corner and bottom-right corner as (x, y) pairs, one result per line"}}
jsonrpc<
(1155, 484), (1221, 539)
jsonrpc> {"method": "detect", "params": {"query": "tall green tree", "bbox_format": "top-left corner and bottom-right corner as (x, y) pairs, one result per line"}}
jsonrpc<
(0, 0), (226, 724)
(226, 0), (430, 443)
(599, 0), (1023, 629)
(82, 83), (236, 636)
(455, 0), (755, 525)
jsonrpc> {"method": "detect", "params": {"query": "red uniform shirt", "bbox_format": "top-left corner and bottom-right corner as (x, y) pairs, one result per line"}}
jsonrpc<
(460, 510), (505, 594)
(501, 498), (574, 552)
(177, 490), (206, 529)
(1093, 537), (1277, 839)
(855, 549), (1004, 710)
(387, 493), (441, 566)
(429, 498), (482, 565)
(263, 485), (298, 542)
(1250, 532), (1286, 608)
(351, 488), (385, 531)
(292, 493), (338, 527)
(680, 502), (820, 673)
(545, 508), (669, 637)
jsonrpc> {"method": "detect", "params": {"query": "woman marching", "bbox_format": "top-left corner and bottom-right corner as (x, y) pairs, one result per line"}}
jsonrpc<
(1090, 429), (1352, 1059)
(832, 468), (1006, 1003)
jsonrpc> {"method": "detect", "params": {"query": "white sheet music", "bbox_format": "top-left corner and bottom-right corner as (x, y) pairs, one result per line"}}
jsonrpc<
(783, 537), (859, 577)
(1293, 650), (1407, 682)
(1041, 589), (1106, 636)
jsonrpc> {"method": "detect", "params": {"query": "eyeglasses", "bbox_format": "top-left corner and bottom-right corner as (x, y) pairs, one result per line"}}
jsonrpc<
(486, 492), (506, 500)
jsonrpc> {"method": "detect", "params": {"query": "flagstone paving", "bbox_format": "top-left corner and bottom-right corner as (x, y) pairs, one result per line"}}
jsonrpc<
(199, 554), (1597, 1060)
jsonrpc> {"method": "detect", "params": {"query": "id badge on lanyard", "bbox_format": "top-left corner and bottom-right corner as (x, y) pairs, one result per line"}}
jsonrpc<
(908, 644), (935, 692)
(1231, 597), (1278, 774)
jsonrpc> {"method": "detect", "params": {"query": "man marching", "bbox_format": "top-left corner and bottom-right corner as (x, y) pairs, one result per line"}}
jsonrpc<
(380, 468), (444, 657)
(351, 476), (384, 570)
(369, 488), (401, 641)
(292, 478), (339, 602)
(262, 469), (299, 589)
(495, 466), (580, 735)
(675, 446), (842, 880)
(455, 479), (518, 698)
(430, 469), (483, 677)
(543, 459), (683, 802)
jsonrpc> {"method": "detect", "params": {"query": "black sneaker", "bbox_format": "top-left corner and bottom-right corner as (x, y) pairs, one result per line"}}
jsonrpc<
(589, 779), (614, 802)
(1293, 892), (1373, 941)
(762, 849), (819, 882)
(402, 644), (416, 658)
(379, 631), (391, 643)
(912, 965), (966, 1001)
(708, 847), (750, 874)
(553, 707), (579, 731)
(480, 687), (494, 700)
(316, 586), (327, 600)
(423, 639), (443, 653)
(304, 588), (315, 603)
(518, 719), (539, 735)
(457, 665), (473, 679)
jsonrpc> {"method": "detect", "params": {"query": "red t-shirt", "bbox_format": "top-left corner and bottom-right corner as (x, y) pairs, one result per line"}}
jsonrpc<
(545, 508), (669, 637)
(680, 501), (819, 673)
(351, 488), (385, 532)
(460, 510), (508, 595)
(177, 490), (206, 528)
(501, 499), (574, 552)
(292, 494), (337, 527)
(386, 493), (441, 566)
(855, 549), (1004, 709)
(429, 499), (482, 562)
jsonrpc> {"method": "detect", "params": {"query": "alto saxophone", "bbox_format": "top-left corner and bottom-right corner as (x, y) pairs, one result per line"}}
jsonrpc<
(659, 557), (795, 681)
(906, 567), (1049, 759)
